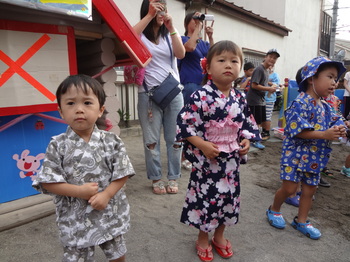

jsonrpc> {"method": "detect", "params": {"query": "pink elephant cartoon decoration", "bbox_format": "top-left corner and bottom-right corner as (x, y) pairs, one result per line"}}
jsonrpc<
(13, 150), (45, 181)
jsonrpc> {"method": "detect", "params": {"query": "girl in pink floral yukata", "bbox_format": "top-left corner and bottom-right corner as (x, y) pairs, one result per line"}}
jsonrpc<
(176, 40), (260, 262)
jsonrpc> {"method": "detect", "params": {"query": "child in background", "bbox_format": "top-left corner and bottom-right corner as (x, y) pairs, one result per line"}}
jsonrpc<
(266, 57), (347, 240)
(324, 88), (342, 116)
(320, 83), (342, 181)
(240, 62), (255, 93)
(343, 70), (350, 119)
(33, 75), (135, 262)
(177, 41), (260, 261)
(332, 79), (350, 177)
(284, 67), (303, 207)
(341, 154), (350, 177)
(263, 66), (281, 140)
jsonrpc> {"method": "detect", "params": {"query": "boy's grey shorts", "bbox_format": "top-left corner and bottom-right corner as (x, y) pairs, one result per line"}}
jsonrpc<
(62, 235), (126, 262)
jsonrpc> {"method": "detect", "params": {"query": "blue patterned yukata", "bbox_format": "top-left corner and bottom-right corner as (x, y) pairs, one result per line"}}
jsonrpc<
(280, 92), (345, 185)
(176, 81), (260, 232)
(33, 126), (135, 249)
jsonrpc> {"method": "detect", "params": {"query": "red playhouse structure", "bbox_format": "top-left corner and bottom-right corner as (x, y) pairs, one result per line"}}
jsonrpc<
(0, 0), (151, 216)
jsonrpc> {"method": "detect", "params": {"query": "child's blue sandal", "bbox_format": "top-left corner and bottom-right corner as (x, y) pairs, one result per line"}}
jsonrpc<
(285, 195), (300, 207)
(266, 206), (286, 229)
(291, 216), (321, 240)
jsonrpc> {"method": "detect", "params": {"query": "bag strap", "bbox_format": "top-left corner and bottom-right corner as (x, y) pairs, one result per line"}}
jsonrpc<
(144, 34), (173, 93)
(165, 34), (173, 69)
(143, 82), (149, 93)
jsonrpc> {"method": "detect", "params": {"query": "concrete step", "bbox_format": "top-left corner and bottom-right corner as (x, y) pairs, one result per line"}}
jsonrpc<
(119, 125), (142, 138)
(0, 194), (54, 232)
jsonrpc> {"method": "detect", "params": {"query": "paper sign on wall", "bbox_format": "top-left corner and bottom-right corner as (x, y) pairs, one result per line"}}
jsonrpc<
(0, 19), (77, 116)
(0, 0), (92, 20)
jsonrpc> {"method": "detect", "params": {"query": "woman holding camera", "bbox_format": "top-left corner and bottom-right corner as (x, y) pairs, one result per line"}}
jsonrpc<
(178, 11), (214, 170)
(179, 12), (214, 105)
(133, 0), (185, 194)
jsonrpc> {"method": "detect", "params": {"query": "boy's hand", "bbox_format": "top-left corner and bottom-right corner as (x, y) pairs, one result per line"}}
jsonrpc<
(78, 182), (99, 200)
(239, 139), (250, 155)
(337, 125), (347, 137)
(88, 191), (110, 210)
(269, 85), (277, 93)
(324, 125), (346, 140)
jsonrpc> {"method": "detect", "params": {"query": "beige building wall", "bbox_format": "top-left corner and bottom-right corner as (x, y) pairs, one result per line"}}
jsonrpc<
(233, 0), (287, 25)
(281, 0), (323, 78)
(114, 0), (185, 34)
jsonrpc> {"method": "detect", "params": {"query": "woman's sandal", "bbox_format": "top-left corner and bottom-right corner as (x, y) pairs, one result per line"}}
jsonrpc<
(152, 180), (166, 195)
(196, 241), (213, 262)
(320, 167), (335, 179)
(166, 180), (178, 194)
(211, 237), (233, 259)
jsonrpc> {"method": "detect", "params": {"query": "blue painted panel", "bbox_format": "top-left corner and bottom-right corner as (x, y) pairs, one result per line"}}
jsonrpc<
(0, 111), (67, 203)
(279, 80), (299, 121)
(287, 80), (299, 107)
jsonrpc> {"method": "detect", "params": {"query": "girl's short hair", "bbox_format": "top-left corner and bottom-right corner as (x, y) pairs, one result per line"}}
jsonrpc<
(140, 0), (168, 42)
(184, 12), (196, 36)
(202, 40), (243, 85)
(56, 74), (106, 108)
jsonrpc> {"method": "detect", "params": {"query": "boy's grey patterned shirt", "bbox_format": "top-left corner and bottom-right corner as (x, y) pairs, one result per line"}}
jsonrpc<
(33, 126), (135, 248)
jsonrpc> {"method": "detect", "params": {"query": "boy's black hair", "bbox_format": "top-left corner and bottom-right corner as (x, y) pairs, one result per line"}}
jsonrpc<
(56, 74), (106, 109)
(244, 62), (255, 71)
(295, 67), (303, 85)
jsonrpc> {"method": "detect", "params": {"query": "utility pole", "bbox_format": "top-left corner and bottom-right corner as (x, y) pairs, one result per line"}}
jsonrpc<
(329, 0), (338, 59)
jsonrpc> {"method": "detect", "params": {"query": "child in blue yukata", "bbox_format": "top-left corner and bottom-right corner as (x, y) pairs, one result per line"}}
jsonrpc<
(266, 57), (347, 240)
(177, 40), (260, 261)
(33, 75), (135, 262)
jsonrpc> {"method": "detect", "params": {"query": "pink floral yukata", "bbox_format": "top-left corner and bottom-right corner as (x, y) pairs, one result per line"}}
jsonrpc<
(176, 81), (260, 232)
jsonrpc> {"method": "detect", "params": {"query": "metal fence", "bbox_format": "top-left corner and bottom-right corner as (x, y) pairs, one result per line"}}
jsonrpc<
(115, 67), (139, 121)
(116, 83), (139, 121)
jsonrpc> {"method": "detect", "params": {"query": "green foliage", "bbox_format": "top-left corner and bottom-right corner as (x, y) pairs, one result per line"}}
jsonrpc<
(117, 108), (131, 122)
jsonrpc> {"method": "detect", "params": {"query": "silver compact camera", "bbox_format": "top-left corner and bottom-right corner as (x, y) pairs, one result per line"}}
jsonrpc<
(193, 14), (214, 21)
